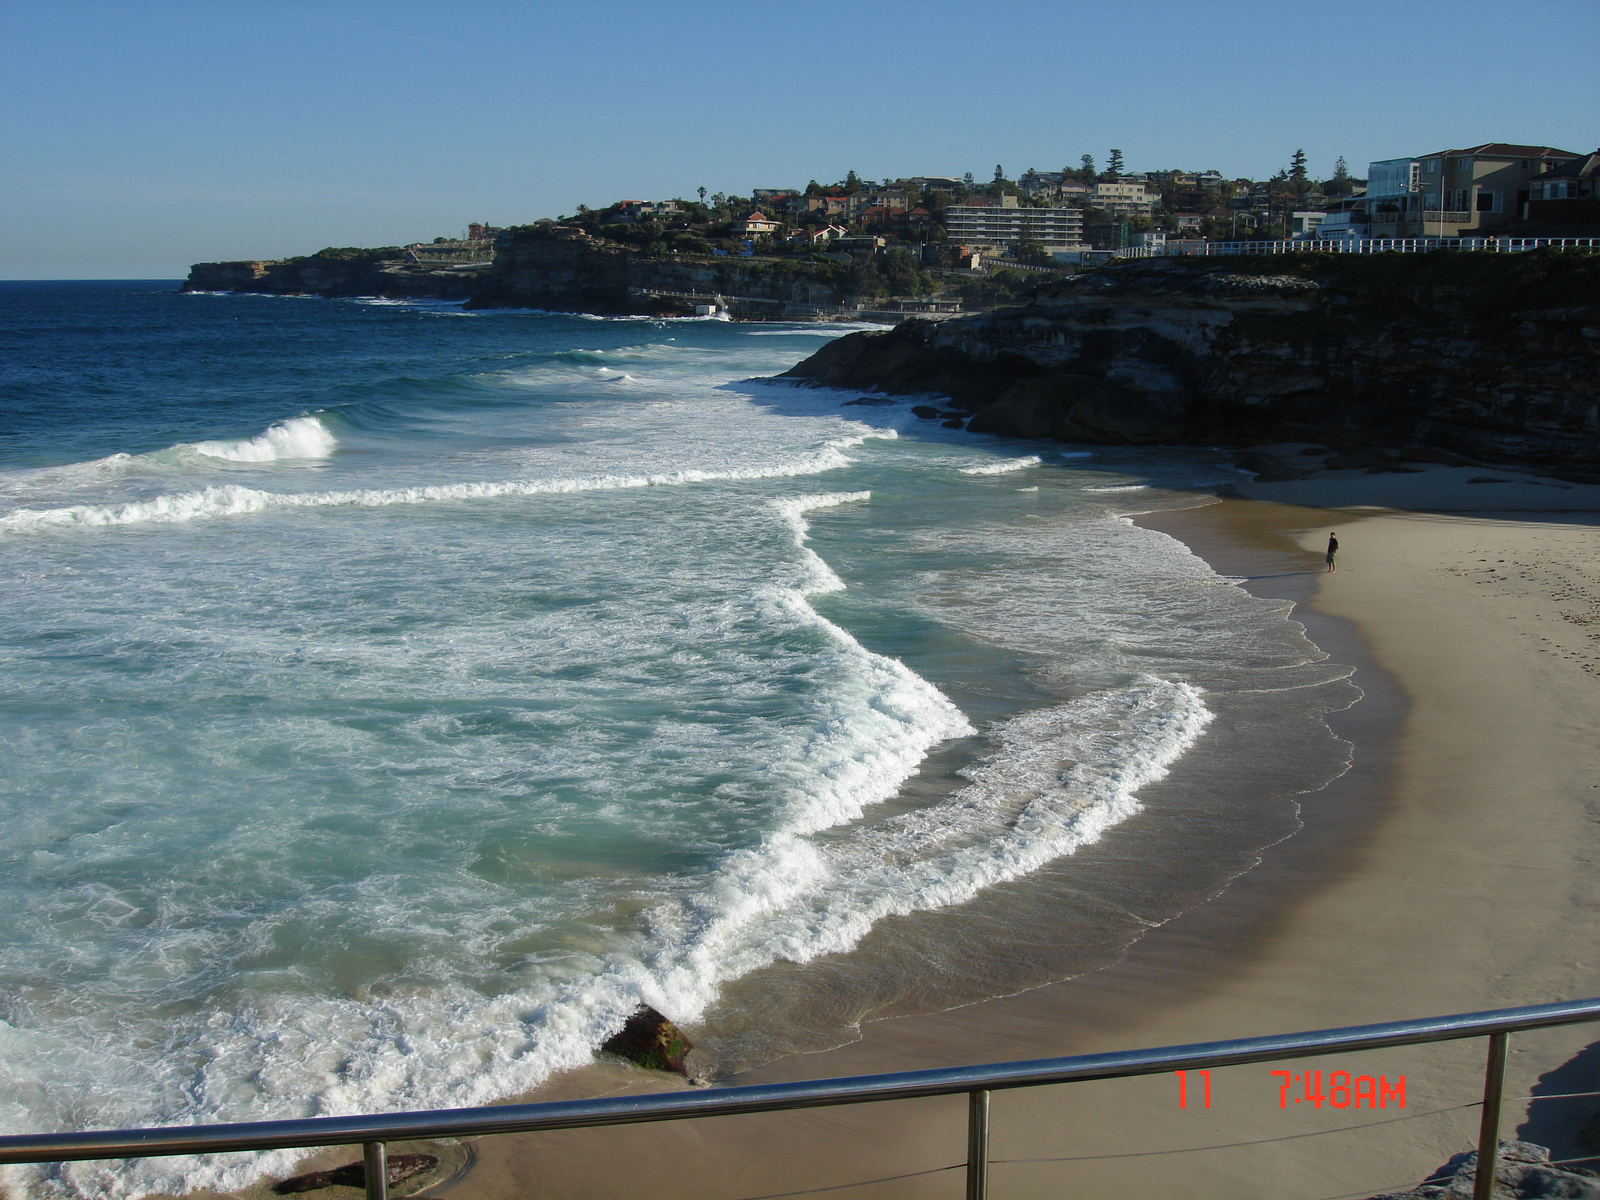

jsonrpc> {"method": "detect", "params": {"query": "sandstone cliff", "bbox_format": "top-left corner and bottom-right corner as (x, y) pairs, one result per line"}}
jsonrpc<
(783, 252), (1600, 476)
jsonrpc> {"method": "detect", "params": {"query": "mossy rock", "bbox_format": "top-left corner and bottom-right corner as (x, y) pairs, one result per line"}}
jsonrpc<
(602, 1006), (693, 1075)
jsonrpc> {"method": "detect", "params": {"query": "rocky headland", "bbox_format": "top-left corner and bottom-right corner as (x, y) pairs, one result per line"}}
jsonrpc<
(186, 226), (865, 317)
(184, 248), (489, 301)
(782, 251), (1600, 479)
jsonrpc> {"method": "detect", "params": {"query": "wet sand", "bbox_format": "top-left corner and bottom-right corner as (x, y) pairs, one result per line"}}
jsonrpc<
(244, 464), (1600, 1200)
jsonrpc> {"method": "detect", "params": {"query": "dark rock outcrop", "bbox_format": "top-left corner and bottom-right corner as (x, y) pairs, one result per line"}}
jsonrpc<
(601, 1006), (694, 1075)
(783, 252), (1600, 475)
(468, 225), (850, 315)
(1368, 1139), (1600, 1198)
(187, 226), (858, 317)
(184, 252), (487, 301)
(273, 1153), (439, 1194)
(465, 227), (637, 313)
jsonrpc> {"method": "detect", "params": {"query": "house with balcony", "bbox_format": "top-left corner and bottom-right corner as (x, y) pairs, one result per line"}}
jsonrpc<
(1377, 144), (1581, 236)
(736, 212), (782, 239)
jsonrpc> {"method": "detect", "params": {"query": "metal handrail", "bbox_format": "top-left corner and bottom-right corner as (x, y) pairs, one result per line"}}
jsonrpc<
(5, 997), (1600, 1200)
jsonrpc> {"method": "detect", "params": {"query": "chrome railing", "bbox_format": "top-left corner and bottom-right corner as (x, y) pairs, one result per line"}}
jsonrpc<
(3, 997), (1599, 1200)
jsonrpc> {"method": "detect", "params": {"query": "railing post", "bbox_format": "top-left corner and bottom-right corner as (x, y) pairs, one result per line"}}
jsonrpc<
(363, 1140), (388, 1200)
(966, 1089), (989, 1200)
(1473, 1032), (1509, 1200)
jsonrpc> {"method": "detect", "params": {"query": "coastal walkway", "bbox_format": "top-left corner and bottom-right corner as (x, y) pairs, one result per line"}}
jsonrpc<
(5, 997), (1600, 1200)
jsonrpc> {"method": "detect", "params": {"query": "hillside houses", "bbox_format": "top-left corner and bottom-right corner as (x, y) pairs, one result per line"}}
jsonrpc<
(541, 135), (1585, 278)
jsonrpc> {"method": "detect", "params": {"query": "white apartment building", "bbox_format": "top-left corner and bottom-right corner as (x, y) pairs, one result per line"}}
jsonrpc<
(943, 200), (1084, 249)
(1090, 181), (1158, 217)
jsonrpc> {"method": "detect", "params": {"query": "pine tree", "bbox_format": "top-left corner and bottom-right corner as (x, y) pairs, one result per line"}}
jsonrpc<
(963, 171), (975, 190)
(1080, 154), (1096, 183)
(1322, 155), (1351, 197)
(1290, 149), (1309, 182)
(994, 164), (1005, 182)
(1107, 149), (1124, 179)
(845, 170), (861, 192)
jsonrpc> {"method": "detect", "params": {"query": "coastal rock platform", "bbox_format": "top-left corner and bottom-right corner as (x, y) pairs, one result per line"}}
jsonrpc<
(782, 253), (1600, 478)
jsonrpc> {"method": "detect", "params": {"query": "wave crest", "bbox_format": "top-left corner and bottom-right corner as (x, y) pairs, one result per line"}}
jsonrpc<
(190, 416), (337, 462)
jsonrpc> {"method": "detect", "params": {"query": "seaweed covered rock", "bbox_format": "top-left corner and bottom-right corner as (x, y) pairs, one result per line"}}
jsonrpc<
(273, 1153), (439, 1194)
(602, 1006), (694, 1075)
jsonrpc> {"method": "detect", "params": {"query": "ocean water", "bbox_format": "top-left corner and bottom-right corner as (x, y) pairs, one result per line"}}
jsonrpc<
(0, 282), (1358, 1196)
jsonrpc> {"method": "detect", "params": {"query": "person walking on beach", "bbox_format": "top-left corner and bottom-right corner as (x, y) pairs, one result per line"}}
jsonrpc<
(1326, 532), (1339, 573)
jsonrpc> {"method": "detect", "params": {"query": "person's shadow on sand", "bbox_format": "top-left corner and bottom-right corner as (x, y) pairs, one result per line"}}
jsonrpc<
(1516, 1037), (1600, 1167)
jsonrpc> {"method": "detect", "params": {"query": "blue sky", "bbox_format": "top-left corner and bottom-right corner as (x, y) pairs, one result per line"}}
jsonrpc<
(3, 0), (1595, 278)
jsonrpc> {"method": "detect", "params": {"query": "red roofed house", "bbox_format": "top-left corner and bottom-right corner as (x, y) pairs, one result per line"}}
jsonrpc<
(736, 212), (782, 238)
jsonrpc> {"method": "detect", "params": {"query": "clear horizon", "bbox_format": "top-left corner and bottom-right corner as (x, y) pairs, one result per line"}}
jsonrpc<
(3, 0), (1596, 279)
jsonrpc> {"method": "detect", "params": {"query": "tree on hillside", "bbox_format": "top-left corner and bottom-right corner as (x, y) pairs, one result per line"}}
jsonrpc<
(1290, 148), (1309, 185)
(1080, 153), (1096, 183)
(1325, 156), (1353, 196)
(698, 187), (707, 204)
(963, 171), (976, 190)
(994, 164), (1005, 182)
(1106, 149), (1124, 179)
(805, 180), (823, 196)
(1012, 237), (1052, 267)
(845, 169), (861, 191)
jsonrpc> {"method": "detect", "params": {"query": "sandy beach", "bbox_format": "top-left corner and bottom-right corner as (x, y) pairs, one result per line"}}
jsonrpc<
(196, 460), (1600, 1200)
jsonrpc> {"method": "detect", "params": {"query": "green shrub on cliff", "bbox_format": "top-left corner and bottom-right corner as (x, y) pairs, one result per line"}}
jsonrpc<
(311, 246), (403, 260)
(1159, 247), (1599, 309)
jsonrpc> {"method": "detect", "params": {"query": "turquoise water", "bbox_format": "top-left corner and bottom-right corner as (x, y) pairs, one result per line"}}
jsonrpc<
(0, 284), (1357, 1196)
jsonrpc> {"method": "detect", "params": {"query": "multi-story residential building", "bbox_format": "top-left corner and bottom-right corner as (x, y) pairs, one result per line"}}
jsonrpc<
(1524, 149), (1599, 225)
(1090, 181), (1158, 217)
(736, 211), (782, 238)
(804, 193), (853, 220)
(1377, 144), (1581, 236)
(942, 196), (1084, 249)
(1362, 157), (1420, 234)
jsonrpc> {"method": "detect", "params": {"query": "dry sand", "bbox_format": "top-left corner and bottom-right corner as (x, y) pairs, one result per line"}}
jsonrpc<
(253, 463), (1600, 1200)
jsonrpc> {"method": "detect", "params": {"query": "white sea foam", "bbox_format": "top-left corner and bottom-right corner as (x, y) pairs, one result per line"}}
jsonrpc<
(959, 455), (1042, 476)
(1081, 483), (1148, 493)
(0, 446), (864, 535)
(0, 312), (1256, 1200)
(190, 416), (337, 462)
(769, 491), (872, 594)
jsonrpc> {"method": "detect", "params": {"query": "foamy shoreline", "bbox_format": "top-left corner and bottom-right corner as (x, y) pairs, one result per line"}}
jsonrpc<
(156, 461), (1600, 1200)
(406, 463), (1600, 1200)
